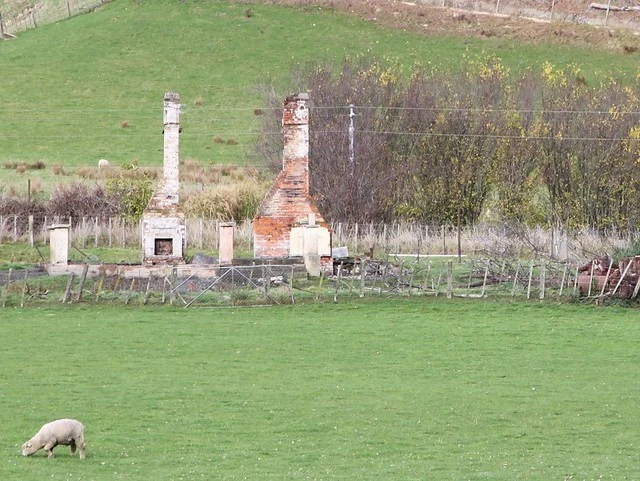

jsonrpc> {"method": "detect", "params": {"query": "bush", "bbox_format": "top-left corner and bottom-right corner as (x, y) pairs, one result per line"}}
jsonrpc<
(0, 195), (47, 234)
(47, 182), (120, 220)
(183, 181), (269, 220)
(105, 177), (153, 222)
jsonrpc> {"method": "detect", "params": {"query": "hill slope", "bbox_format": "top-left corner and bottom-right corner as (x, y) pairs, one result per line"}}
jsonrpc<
(0, 0), (638, 183)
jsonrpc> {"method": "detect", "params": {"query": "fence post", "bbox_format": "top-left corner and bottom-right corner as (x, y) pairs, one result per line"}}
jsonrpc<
(526, 259), (534, 299)
(2, 268), (12, 307)
(354, 223), (359, 256)
(20, 269), (29, 307)
(539, 259), (546, 300)
(0, 13), (5, 40)
(511, 261), (520, 297)
(67, 0), (72, 18)
(28, 215), (34, 247)
(63, 273), (75, 303)
(75, 264), (89, 302)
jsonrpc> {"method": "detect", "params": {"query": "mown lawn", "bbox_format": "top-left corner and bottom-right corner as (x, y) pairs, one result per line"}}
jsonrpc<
(0, 298), (638, 480)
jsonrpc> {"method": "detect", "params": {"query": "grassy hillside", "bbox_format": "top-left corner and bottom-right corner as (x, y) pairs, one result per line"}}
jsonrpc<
(1, 0), (638, 188)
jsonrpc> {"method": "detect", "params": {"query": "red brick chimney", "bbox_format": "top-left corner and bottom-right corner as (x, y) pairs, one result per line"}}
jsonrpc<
(253, 93), (331, 270)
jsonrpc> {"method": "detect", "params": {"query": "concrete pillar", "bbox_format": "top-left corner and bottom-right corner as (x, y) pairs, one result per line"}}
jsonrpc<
(48, 224), (70, 265)
(303, 224), (321, 277)
(163, 92), (180, 204)
(219, 221), (235, 265)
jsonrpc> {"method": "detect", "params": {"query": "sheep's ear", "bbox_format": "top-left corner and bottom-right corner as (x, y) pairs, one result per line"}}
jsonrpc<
(26, 442), (32, 448)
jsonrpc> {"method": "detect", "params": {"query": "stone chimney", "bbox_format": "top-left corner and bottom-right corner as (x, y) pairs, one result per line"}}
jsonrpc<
(141, 92), (186, 264)
(253, 93), (332, 272)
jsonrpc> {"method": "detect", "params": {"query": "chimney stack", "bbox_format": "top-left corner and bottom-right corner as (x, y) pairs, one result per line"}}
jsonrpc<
(162, 92), (180, 205)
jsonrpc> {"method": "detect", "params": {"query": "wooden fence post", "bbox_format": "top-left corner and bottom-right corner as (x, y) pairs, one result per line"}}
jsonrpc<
(480, 260), (490, 298)
(28, 215), (34, 247)
(587, 260), (595, 297)
(354, 223), (359, 256)
(42, 216), (48, 244)
(74, 264), (89, 302)
(63, 273), (75, 303)
(20, 269), (29, 307)
(359, 258), (366, 298)
(2, 268), (12, 307)
(559, 262), (568, 296)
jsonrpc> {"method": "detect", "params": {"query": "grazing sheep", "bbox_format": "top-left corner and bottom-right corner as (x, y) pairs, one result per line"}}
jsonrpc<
(98, 158), (110, 169)
(22, 419), (86, 459)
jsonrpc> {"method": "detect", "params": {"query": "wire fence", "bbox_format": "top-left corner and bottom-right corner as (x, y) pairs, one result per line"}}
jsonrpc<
(418, 0), (640, 30)
(3, 254), (636, 308)
(1, 0), (639, 41)
(0, 0), (110, 39)
(0, 214), (636, 261)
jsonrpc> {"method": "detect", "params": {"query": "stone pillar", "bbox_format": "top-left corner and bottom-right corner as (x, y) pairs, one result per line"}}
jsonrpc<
(48, 224), (70, 265)
(219, 222), (235, 265)
(163, 92), (180, 205)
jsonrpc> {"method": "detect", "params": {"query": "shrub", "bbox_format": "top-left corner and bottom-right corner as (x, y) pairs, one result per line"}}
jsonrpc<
(28, 160), (46, 170)
(76, 166), (96, 179)
(47, 182), (120, 220)
(183, 181), (269, 220)
(0, 195), (47, 234)
(105, 177), (153, 222)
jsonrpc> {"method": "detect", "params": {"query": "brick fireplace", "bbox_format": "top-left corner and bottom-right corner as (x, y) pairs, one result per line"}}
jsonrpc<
(253, 93), (332, 274)
(141, 92), (186, 265)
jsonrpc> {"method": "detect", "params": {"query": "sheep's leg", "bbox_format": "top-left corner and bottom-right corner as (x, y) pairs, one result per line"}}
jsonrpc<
(44, 443), (56, 458)
(70, 440), (76, 456)
(77, 439), (86, 459)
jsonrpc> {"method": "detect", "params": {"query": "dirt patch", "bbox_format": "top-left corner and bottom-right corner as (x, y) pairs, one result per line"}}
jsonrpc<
(263, 0), (640, 52)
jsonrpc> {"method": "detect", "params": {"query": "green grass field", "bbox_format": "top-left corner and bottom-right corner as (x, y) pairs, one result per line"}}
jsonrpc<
(2, 0), (639, 194)
(1, 298), (639, 480)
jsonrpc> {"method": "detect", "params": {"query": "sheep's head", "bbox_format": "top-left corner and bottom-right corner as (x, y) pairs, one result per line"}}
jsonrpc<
(21, 441), (36, 456)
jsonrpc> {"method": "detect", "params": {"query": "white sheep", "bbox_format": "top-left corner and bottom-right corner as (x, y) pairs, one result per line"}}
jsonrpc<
(21, 418), (86, 458)
(98, 158), (110, 169)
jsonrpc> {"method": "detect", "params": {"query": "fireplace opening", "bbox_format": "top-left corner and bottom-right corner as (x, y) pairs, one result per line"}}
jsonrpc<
(154, 238), (173, 256)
